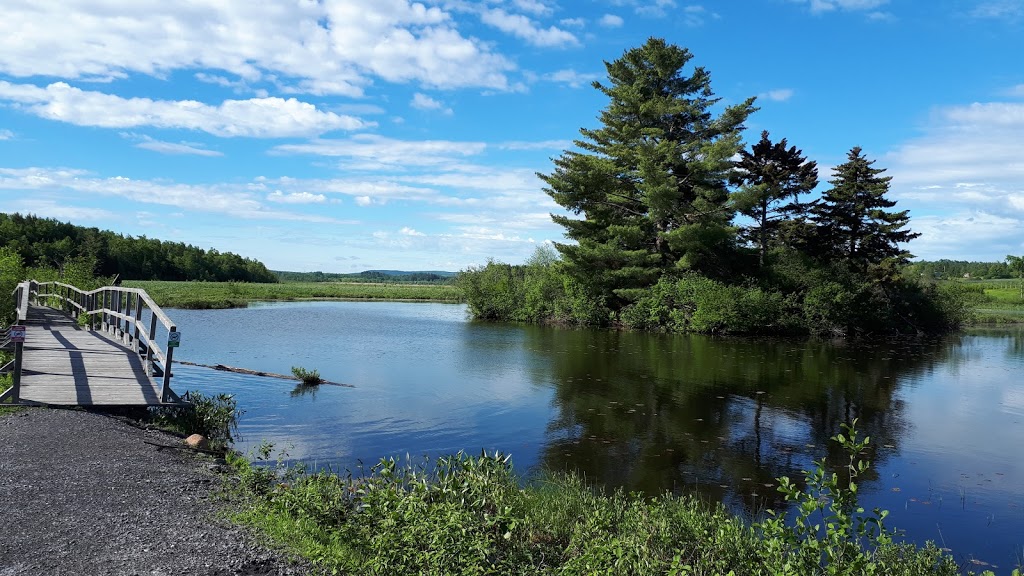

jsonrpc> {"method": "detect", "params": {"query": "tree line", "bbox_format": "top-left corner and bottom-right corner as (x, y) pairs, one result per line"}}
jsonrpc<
(458, 38), (972, 336)
(0, 213), (277, 284)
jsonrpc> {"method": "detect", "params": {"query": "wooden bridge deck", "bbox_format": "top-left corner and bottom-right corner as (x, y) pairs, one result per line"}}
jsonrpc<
(17, 304), (164, 406)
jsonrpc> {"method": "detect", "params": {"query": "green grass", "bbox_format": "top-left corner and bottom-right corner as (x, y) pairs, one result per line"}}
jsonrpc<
(222, 425), (1004, 576)
(940, 280), (1024, 324)
(0, 372), (23, 415)
(124, 280), (464, 309)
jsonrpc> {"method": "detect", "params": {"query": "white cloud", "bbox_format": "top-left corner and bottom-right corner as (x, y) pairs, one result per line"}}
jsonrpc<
(559, 17), (586, 27)
(799, 0), (889, 13)
(0, 0), (516, 95)
(680, 5), (717, 26)
(599, 14), (625, 27)
(124, 134), (223, 156)
(0, 167), (349, 223)
(354, 196), (373, 206)
(480, 8), (579, 47)
(0, 129), (13, 140)
(545, 69), (600, 88)
(1, 198), (118, 222)
(272, 134), (487, 170)
(410, 93), (453, 115)
(512, 0), (553, 16)
(0, 81), (368, 138)
(970, 1), (1024, 19)
(758, 88), (795, 102)
(267, 191), (328, 204)
(886, 100), (1024, 259)
(399, 226), (425, 236)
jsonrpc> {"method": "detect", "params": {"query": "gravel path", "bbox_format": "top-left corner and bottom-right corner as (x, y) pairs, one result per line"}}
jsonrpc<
(0, 408), (309, 576)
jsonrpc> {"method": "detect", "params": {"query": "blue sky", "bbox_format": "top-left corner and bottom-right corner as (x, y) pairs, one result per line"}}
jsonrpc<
(1, 0), (1022, 272)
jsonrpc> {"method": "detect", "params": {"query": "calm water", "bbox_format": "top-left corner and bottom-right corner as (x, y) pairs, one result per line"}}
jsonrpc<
(168, 301), (1024, 572)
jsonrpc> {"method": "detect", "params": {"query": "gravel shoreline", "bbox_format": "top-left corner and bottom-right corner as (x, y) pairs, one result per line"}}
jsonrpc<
(0, 408), (309, 576)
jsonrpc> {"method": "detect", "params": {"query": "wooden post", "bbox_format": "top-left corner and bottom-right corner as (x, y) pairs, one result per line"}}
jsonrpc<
(9, 341), (23, 404)
(132, 293), (143, 352)
(161, 324), (176, 403)
(115, 288), (123, 339)
(146, 312), (157, 375)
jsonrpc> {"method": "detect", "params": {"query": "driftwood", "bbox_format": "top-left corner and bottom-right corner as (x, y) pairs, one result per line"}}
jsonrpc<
(177, 360), (355, 388)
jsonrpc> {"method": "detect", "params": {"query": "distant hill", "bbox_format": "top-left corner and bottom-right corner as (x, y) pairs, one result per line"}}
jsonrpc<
(273, 269), (457, 283)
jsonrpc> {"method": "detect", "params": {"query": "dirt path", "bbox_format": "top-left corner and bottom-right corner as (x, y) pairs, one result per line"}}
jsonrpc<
(0, 408), (308, 576)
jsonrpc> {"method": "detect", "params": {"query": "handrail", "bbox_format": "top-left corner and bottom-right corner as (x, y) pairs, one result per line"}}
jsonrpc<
(30, 280), (180, 403)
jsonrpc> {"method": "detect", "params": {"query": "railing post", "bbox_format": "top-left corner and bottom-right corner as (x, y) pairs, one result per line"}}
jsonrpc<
(8, 341), (23, 404)
(132, 293), (143, 351)
(161, 324), (176, 403)
(147, 312), (157, 376)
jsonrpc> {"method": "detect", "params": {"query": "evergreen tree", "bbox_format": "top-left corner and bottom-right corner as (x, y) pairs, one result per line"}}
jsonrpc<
(731, 130), (818, 267)
(812, 147), (919, 277)
(541, 38), (756, 309)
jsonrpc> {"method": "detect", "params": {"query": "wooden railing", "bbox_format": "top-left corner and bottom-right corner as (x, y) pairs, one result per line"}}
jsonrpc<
(29, 281), (180, 403)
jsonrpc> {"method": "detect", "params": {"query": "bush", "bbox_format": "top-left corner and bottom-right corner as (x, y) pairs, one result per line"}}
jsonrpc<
(291, 366), (322, 385)
(225, 425), (978, 575)
(150, 391), (241, 450)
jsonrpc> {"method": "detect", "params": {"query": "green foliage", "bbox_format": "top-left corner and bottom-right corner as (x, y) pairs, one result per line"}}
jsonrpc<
(0, 212), (276, 282)
(225, 429), (974, 576)
(542, 38), (755, 310)
(124, 280), (462, 309)
(1007, 255), (1024, 299)
(810, 148), (919, 277)
(0, 246), (25, 326)
(731, 130), (819, 266)
(149, 391), (241, 451)
(290, 366), (322, 385)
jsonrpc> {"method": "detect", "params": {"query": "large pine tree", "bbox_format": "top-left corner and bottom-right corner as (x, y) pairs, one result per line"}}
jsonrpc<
(812, 147), (919, 276)
(731, 130), (818, 267)
(541, 38), (755, 309)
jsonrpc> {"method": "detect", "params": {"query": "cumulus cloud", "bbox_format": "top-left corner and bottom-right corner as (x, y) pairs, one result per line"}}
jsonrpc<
(0, 0), (516, 95)
(480, 8), (579, 47)
(399, 226), (425, 236)
(886, 100), (1024, 259)
(0, 81), (368, 137)
(0, 129), (13, 140)
(599, 14), (625, 27)
(410, 93), (453, 115)
(970, 1), (1024, 19)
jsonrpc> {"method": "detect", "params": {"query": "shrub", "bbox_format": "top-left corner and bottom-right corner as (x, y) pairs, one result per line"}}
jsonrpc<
(150, 391), (241, 450)
(291, 366), (322, 385)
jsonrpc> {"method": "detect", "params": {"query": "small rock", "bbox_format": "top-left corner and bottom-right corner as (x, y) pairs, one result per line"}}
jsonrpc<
(184, 434), (209, 450)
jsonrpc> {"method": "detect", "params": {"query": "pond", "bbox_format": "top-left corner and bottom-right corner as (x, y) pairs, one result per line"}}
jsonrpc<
(168, 301), (1024, 572)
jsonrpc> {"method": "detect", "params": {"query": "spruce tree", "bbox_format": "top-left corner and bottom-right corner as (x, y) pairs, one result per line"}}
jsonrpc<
(731, 130), (818, 267)
(541, 38), (756, 309)
(812, 147), (919, 276)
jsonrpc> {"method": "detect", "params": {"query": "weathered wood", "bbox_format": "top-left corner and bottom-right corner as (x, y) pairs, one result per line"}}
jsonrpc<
(6, 281), (183, 406)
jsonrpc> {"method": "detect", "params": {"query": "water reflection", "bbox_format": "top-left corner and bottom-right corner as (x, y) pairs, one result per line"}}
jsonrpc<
(169, 304), (1024, 570)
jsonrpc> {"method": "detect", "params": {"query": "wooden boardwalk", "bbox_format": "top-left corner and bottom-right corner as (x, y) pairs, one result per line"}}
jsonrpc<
(3, 280), (181, 407)
(17, 304), (163, 405)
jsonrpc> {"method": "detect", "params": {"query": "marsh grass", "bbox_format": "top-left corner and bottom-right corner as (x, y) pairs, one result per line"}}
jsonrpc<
(222, 423), (1008, 575)
(125, 280), (463, 309)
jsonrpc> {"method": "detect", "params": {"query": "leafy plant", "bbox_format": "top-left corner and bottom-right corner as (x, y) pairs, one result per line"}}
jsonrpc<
(291, 366), (322, 386)
(150, 390), (241, 451)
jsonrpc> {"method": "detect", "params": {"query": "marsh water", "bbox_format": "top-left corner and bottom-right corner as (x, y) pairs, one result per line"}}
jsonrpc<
(168, 301), (1024, 571)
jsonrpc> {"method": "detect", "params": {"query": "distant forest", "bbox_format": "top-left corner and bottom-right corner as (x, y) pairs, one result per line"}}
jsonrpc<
(274, 270), (455, 284)
(0, 213), (277, 283)
(905, 260), (1015, 280)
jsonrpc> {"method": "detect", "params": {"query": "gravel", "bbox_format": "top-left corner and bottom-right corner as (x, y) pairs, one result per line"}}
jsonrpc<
(0, 408), (310, 576)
